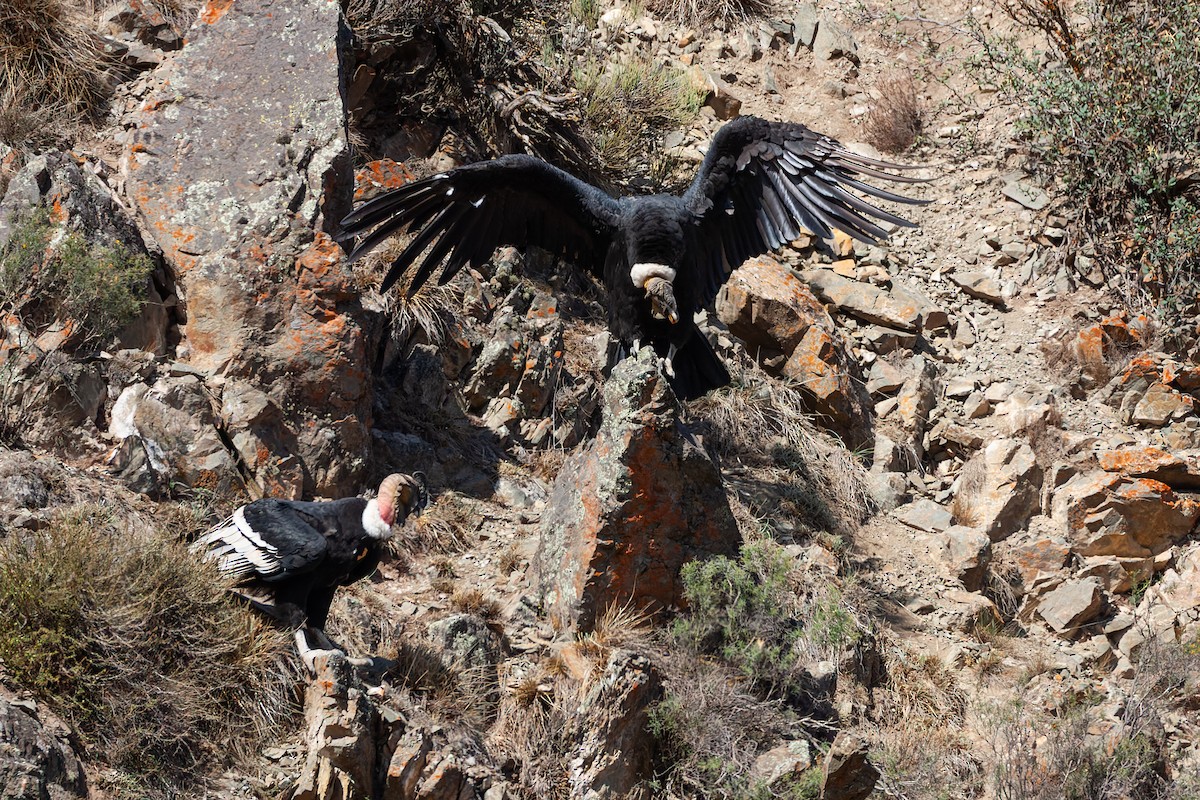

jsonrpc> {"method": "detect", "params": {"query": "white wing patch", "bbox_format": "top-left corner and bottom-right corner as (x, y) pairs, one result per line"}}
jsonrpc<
(192, 507), (284, 580)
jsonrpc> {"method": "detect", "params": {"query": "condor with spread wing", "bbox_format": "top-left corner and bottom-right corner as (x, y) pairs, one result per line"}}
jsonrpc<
(192, 473), (428, 668)
(339, 116), (927, 399)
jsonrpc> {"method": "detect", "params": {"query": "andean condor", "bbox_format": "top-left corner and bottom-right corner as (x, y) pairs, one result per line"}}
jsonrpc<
(338, 115), (929, 399)
(192, 472), (428, 668)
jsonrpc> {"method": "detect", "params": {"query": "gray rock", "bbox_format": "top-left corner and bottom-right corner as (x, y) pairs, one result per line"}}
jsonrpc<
(953, 439), (1043, 541)
(109, 376), (237, 491)
(802, 269), (921, 332)
(940, 526), (991, 591)
(895, 498), (954, 533)
(792, 4), (819, 48)
(428, 613), (503, 677)
(1002, 180), (1050, 211)
(571, 650), (663, 799)
(1038, 577), (1105, 635)
(122, 0), (370, 496)
(751, 740), (813, 791)
(812, 19), (859, 63)
(950, 272), (1006, 306)
(821, 732), (878, 800)
(0, 692), (87, 800)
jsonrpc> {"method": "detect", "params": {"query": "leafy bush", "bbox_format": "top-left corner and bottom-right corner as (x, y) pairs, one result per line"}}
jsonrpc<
(0, 505), (296, 795)
(976, 0), (1200, 345)
(0, 207), (154, 353)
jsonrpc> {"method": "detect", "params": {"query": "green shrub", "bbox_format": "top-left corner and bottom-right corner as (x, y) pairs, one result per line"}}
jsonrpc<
(0, 207), (154, 353)
(674, 542), (858, 701)
(0, 505), (296, 796)
(976, 0), (1200, 344)
(572, 55), (705, 184)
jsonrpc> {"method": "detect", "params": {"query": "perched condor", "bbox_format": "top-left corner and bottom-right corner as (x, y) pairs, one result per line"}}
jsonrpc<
(192, 472), (428, 668)
(338, 115), (928, 400)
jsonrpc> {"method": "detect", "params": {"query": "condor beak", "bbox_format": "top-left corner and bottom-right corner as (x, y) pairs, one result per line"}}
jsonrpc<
(644, 277), (680, 325)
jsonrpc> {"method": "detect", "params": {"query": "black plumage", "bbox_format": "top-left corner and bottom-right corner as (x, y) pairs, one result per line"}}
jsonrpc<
(193, 473), (428, 666)
(339, 116), (928, 399)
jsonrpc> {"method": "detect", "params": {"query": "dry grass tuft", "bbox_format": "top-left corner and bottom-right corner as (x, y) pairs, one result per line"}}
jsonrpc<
(950, 454), (988, 528)
(648, 651), (796, 799)
(351, 236), (467, 347)
(497, 541), (523, 575)
(450, 586), (502, 620)
(0, 0), (112, 146)
(694, 358), (873, 535)
(648, 0), (771, 26)
(0, 505), (297, 795)
(395, 492), (476, 556)
(577, 600), (655, 662)
(863, 71), (926, 154)
(875, 642), (968, 727)
(488, 655), (584, 798)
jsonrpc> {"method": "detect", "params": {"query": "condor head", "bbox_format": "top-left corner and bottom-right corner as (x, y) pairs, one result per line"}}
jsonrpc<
(365, 472), (429, 539)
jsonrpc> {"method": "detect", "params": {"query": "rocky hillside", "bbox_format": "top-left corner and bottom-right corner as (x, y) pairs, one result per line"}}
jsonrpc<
(1, 0), (1198, 798)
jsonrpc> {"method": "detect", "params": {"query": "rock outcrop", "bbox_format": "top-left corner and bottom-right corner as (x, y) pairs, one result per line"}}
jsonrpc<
(536, 349), (740, 631)
(121, 0), (371, 495)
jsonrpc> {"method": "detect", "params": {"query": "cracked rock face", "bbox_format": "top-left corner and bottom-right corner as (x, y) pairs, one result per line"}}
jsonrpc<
(535, 349), (740, 632)
(122, 0), (373, 494)
(0, 692), (87, 800)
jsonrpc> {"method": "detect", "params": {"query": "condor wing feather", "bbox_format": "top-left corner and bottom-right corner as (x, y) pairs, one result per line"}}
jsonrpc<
(683, 116), (929, 306)
(339, 154), (622, 294)
(193, 499), (328, 582)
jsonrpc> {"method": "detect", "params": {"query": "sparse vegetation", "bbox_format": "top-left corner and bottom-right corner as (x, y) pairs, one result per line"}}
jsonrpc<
(975, 0), (1200, 347)
(571, 54), (705, 184)
(0, 505), (296, 795)
(647, 0), (771, 26)
(672, 542), (858, 702)
(864, 71), (926, 154)
(0, 207), (154, 353)
(695, 360), (873, 537)
(648, 653), (799, 800)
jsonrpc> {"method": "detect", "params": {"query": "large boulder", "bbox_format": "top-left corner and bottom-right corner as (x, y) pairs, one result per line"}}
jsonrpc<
(714, 257), (872, 447)
(122, 0), (371, 495)
(715, 256), (828, 361)
(1052, 471), (1200, 559)
(536, 349), (740, 632)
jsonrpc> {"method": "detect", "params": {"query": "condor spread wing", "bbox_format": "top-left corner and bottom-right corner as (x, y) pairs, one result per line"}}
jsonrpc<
(192, 500), (328, 582)
(683, 116), (929, 305)
(339, 154), (623, 294)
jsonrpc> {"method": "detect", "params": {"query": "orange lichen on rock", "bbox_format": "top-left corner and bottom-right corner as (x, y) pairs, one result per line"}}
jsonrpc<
(353, 160), (416, 202)
(198, 0), (234, 25)
(1098, 446), (1176, 475)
